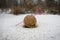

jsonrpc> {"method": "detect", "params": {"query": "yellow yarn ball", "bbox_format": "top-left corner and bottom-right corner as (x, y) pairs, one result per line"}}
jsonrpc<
(24, 15), (37, 28)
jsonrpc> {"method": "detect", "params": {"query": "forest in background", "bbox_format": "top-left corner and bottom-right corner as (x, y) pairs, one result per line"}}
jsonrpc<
(0, 0), (60, 14)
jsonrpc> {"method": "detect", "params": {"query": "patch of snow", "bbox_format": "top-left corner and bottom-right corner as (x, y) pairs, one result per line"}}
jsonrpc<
(0, 13), (60, 40)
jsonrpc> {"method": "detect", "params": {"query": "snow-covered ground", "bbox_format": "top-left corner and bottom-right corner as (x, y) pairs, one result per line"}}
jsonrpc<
(0, 13), (60, 40)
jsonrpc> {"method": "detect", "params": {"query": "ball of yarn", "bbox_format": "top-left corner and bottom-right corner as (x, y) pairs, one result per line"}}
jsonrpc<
(24, 15), (37, 28)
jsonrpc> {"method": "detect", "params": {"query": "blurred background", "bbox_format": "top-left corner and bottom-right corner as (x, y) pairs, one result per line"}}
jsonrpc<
(0, 0), (60, 15)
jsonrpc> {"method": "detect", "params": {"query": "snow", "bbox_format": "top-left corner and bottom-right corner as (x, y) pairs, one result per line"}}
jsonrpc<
(0, 13), (60, 40)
